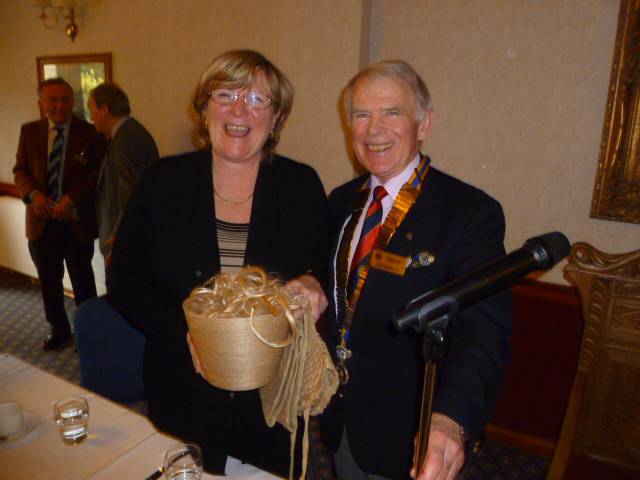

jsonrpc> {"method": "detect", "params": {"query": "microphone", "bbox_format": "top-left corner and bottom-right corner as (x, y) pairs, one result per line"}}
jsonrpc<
(393, 232), (571, 332)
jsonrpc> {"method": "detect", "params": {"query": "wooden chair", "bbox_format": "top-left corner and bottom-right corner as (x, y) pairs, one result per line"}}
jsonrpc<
(547, 243), (640, 479)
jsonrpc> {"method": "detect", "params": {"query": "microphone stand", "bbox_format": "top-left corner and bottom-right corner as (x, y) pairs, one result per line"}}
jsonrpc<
(403, 231), (571, 474)
(410, 297), (457, 476)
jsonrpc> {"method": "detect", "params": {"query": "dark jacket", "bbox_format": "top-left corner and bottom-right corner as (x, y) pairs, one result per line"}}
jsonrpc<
(107, 149), (329, 476)
(95, 116), (159, 255)
(319, 166), (512, 478)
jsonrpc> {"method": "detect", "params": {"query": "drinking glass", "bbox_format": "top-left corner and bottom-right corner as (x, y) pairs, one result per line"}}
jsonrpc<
(163, 443), (203, 480)
(53, 396), (89, 445)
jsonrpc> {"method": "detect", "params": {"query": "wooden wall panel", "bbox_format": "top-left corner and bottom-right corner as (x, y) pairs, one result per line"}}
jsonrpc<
(487, 280), (583, 456)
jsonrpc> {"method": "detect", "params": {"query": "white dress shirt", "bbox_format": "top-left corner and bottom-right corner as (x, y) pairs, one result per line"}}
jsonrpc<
(333, 154), (422, 315)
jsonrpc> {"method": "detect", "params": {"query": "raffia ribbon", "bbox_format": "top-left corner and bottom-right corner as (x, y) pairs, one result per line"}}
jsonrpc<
(260, 302), (339, 480)
(184, 267), (339, 478)
(188, 266), (299, 347)
(184, 267), (299, 391)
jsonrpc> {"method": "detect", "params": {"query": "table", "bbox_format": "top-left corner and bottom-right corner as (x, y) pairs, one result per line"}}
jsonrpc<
(91, 433), (279, 479)
(0, 353), (281, 479)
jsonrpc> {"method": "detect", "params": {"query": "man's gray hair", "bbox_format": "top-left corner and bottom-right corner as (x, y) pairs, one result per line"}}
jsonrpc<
(90, 82), (131, 117)
(343, 60), (432, 122)
(38, 77), (72, 96)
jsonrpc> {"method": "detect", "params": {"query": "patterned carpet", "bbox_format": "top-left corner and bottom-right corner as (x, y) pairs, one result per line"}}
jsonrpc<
(466, 442), (549, 479)
(0, 268), (550, 479)
(0, 268), (79, 383)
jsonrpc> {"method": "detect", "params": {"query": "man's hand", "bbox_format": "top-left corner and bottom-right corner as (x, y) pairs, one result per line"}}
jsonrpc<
(50, 195), (76, 221)
(412, 413), (465, 480)
(285, 274), (328, 322)
(29, 191), (52, 219)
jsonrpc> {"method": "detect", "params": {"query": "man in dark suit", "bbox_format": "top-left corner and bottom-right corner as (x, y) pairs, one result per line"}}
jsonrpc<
(319, 61), (512, 479)
(13, 77), (105, 350)
(88, 82), (159, 263)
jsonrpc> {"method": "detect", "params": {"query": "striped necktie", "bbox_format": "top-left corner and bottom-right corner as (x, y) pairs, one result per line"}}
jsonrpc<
(48, 126), (64, 200)
(47, 127), (64, 200)
(347, 185), (388, 297)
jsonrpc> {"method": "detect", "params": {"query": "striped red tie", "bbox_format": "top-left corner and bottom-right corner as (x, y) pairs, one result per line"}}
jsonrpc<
(347, 186), (388, 296)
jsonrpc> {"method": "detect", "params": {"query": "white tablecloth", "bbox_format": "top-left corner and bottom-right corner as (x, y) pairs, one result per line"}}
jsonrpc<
(0, 354), (156, 480)
(0, 354), (282, 479)
(0, 353), (30, 379)
(91, 432), (281, 479)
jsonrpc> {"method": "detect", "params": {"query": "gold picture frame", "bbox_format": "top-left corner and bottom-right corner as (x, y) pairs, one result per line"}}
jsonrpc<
(36, 53), (112, 122)
(591, 0), (640, 224)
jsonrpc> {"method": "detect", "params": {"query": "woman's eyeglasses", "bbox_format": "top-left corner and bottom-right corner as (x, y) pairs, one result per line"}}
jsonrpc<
(209, 89), (272, 110)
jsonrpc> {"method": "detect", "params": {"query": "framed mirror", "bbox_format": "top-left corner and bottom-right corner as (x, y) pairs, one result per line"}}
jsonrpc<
(37, 53), (112, 122)
(590, 1), (640, 224)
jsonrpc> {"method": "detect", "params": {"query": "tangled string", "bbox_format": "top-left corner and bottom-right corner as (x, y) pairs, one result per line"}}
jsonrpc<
(187, 266), (305, 322)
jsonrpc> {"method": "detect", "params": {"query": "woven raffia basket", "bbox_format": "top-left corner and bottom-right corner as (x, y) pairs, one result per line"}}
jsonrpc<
(183, 268), (297, 391)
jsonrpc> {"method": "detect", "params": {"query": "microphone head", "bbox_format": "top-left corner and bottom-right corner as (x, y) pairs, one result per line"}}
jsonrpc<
(524, 232), (571, 269)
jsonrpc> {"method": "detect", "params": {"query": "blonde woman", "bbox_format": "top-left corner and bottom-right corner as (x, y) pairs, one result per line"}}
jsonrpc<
(108, 50), (328, 477)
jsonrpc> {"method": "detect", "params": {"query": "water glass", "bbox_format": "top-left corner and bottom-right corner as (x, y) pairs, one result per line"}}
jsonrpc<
(163, 443), (203, 480)
(53, 396), (89, 445)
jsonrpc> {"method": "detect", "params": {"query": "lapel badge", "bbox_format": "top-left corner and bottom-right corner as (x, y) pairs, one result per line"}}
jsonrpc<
(73, 151), (88, 165)
(405, 231), (414, 241)
(409, 250), (436, 269)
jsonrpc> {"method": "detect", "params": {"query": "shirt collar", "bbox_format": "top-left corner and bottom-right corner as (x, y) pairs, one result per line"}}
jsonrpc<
(369, 153), (421, 199)
(48, 118), (71, 134)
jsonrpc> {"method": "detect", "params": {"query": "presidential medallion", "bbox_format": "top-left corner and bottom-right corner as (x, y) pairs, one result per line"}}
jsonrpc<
(336, 345), (352, 362)
(336, 361), (349, 385)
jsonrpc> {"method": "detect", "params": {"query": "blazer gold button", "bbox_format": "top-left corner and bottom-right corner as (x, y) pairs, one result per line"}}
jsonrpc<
(406, 231), (413, 241)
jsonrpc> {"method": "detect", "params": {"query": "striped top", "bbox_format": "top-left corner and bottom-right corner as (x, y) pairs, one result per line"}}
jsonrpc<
(217, 220), (249, 273)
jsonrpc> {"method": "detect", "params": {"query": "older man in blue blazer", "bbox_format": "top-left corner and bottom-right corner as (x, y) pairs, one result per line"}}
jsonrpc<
(88, 82), (159, 264)
(319, 61), (512, 480)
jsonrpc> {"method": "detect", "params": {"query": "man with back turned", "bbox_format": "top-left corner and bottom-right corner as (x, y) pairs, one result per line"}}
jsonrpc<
(88, 82), (159, 264)
(319, 61), (512, 479)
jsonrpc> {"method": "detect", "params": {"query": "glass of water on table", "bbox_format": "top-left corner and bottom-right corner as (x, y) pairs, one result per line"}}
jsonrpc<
(163, 443), (203, 480)
(53, 396), (89, 445)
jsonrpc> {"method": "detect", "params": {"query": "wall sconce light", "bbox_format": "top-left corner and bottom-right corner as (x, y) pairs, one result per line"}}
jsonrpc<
(34, 0), (87, 41)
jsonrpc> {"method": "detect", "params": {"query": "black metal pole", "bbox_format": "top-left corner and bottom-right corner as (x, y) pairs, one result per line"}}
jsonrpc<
(412, 316), (449, 476)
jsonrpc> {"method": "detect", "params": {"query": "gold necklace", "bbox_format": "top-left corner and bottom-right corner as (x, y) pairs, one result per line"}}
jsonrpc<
(214, 188), (254, 206)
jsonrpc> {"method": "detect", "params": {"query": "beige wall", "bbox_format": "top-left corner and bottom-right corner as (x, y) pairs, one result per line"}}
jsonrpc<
(376, 0), (639, 282)
(0, 0), (360, 190)
(1, 1), (638, 285)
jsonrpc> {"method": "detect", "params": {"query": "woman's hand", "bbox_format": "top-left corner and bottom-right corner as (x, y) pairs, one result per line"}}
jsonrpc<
(285, 274), (328, 322)
(186, 332), (205, 377)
